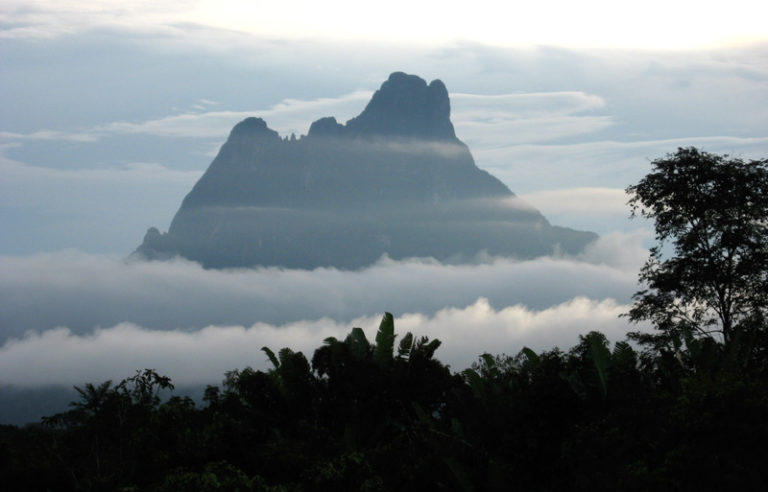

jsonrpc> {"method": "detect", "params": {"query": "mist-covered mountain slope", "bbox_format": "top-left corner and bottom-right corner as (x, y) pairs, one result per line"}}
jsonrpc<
(135, 72), (597, 269)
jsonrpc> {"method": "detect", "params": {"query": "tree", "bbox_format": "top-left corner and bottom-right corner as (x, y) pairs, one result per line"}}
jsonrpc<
(626, 147), (768, 348)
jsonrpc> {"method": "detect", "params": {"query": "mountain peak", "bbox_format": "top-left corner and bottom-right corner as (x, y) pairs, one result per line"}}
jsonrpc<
(134, 72), (597, 269)
(344, 72), (456, 140)
(228, 117), (279, 141)
(307, 116), (345, 137)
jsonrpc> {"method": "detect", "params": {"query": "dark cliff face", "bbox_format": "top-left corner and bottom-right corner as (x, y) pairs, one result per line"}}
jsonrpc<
(135, 72), (597, 269)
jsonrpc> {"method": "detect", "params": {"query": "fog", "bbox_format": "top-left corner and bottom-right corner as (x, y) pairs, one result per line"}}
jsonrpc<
(1, 233), (645, 339)
(0, 297), (640, 387)
(0, 232), (649, 387)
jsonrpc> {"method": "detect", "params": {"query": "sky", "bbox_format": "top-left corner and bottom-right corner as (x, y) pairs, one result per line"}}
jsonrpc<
(1, 1), (767, 396)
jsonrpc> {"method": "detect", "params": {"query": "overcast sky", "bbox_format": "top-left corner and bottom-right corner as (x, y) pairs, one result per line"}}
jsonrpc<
(1, 1), (766, 390)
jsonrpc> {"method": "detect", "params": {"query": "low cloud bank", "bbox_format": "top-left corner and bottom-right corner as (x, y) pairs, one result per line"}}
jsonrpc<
(0, 232), (652, 387)
(0, 297), (643, 387)
(0, 233), (647, 341)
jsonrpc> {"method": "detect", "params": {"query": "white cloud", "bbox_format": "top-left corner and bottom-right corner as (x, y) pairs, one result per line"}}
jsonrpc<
(451, 92), (613, 147)
(0, 232), (647, 342)
(520, 187), (628, 215)
(453, 92), (606, 114)
(3, 89), (612, 149)
(0, 1), (199, 39)
(101, 111), (251, 138)
(1, 90), (373, 143)
(2, 89), (613, 150)
(0, 296), (643, 387)
(577, 230), (651, 271)
(98, 91), (374, 139)
(517, 187), (637, 235)
(457, 114), (614, 147)
(0, 130), (100, 143)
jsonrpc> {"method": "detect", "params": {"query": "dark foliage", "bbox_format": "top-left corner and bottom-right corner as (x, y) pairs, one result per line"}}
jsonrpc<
(3, 316), (768, 491)
(626, 147), (768, 348)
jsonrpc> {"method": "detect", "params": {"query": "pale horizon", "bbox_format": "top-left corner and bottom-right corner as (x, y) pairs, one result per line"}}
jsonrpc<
(2, 0), (766, 50)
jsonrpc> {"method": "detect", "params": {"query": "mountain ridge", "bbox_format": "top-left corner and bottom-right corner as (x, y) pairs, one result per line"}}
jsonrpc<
(135, 72), (597, 269)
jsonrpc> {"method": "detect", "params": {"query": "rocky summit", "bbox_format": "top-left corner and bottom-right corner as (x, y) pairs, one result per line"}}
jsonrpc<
(135, 72), (597, 269)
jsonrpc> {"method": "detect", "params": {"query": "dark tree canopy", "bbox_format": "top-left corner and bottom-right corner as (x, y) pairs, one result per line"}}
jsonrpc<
(626, 147), (768, 347)
(5, 310), (768, 490)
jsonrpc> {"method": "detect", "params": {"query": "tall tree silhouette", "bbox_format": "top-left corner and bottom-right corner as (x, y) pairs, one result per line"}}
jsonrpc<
(626, 147), (768, 348)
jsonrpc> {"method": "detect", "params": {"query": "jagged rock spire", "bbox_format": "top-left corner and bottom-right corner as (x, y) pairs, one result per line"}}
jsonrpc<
(345, 72), (456, 140)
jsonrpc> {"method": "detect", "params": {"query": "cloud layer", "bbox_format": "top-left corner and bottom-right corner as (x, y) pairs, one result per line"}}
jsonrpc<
(0, 233), (646, 341)
(0, 89), (605, 147)
(0, 296), (641, 387)
(0, 232), (651, 386)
